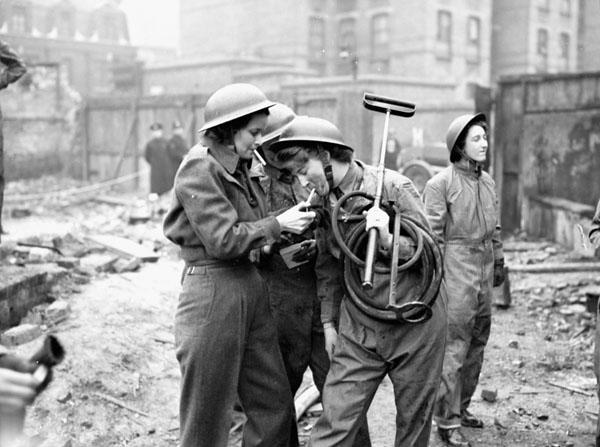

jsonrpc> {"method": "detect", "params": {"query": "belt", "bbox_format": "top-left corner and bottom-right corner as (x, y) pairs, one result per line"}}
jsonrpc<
(185, 257), (250, 274)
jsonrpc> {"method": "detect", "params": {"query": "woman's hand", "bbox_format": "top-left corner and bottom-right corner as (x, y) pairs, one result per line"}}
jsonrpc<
(365, 207), (392, 250)
(276, 202), (316, 234)
(323, 323), (338, 361)
(0, 367), (39, 414)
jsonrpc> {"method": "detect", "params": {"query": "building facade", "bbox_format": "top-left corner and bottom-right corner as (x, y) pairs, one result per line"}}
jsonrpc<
(491, 0), (580, 79)
(0, 0), (137, 95)
(176, 0), (492, 101)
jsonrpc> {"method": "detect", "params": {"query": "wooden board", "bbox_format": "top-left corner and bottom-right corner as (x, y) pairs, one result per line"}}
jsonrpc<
(85, 234), (159, 262)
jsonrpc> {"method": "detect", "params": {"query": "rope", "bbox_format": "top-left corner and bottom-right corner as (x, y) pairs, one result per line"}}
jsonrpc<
(4, 169), (148, 204)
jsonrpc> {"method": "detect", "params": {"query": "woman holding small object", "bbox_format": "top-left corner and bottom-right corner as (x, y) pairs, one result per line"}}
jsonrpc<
(163, 84), (315, 447)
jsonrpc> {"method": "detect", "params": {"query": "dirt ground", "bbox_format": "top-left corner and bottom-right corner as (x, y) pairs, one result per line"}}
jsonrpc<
(2, 181), (599, 447)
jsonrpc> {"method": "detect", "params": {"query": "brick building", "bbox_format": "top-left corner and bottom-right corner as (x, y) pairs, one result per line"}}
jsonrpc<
(491, 0), (588, 78)
(0, 0), (137, 95)
(145, 0), (492, 102)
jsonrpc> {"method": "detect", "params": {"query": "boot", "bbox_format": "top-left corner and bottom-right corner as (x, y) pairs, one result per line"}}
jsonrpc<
(438, 427), (471, 447)
(460, 409), (484, 428)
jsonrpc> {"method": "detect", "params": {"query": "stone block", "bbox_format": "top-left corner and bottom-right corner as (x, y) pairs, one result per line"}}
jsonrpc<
(45, 300), (71, 325)
(1, 323), (42, 346)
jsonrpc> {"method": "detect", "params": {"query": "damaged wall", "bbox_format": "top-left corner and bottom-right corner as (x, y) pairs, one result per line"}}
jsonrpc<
(495, 72), (600, 247)
(2, 65), (83, 180)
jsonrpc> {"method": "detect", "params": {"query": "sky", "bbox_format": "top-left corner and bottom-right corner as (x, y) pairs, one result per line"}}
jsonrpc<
(119, 0), (179, 49)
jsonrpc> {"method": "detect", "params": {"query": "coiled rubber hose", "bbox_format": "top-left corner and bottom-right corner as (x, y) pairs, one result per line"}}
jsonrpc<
(331, 190), (443, 323)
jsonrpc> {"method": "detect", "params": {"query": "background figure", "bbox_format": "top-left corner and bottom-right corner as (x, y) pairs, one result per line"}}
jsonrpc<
(167, 119), (189, 174)
(0, 40), (26, 241)
(383, 131), (402, 171)
(423, 113), (504, 447)
(144, 122), (173, 196)
(590, 198), (600, 447)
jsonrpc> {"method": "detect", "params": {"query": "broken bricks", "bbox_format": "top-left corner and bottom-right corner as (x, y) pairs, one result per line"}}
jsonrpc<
(481, 388), (498, 403)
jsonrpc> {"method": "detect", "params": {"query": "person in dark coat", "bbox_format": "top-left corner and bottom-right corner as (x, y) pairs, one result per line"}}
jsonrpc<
(0, 40), (26, 241)
(167, 120), (189, 174)
(144, 122), (173, 195)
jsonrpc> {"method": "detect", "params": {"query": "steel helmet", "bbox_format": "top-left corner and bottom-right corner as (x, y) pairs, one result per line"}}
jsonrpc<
(445, 113), (486, 152)
(199, 83), (275, 132)
(269, 116), (354, 153)
(262, 103), (296, 145)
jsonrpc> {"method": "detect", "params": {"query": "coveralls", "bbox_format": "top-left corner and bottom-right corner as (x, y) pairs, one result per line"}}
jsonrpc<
(0, 40), (26, 235)
(145, 135), (175, 195)
(163, 141), (296, 447)
(310, 160), (447, 447)
(258, 162), (372, 446)
(167, 133), (189, 174)
(422, 160), (503, 430)
(590, 199), (600, 447)
(259, 163), (330, 394)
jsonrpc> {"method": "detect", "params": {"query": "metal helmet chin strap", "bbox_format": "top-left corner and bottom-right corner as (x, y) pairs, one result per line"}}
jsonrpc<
(317, 145), (336, 191)
(457, 147), (483, 175)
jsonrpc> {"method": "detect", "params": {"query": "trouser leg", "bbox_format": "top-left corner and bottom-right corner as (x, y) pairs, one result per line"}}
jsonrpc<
(434, 318), (471, 429)
(0, 123), (4, 235)
(595, 299), (600, 447)
(389, 299), (446, 447)
(460, 313), (491, 411)
(309, 303), (383, 447)
(238, 271), (297, 447)
(175, 269), (243, 447)
(264, 266), (314, 396)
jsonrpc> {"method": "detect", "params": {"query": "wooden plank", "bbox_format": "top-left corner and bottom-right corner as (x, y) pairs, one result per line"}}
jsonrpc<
(294, 384), (320, 422)
(85, 234), (159, 262)
(508, 262), (600, 274)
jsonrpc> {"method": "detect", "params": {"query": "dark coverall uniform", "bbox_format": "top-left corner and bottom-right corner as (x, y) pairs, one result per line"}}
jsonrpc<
(0, 40), (26, 235)
(163, 142), (296, 447)
(258, 162), (372, 446)
(422, 161), (503, 430)
(167, 134), (189, 175)
(310, 160), (447, 447)
(590, 199), (600, 447)
(145, 136), (175, 195)
(258, 163), (330, 395)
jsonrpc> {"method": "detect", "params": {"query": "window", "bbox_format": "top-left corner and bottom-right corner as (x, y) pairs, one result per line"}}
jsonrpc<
(336, 0), (357, 13)
(436, 10), (452, 59)
(537, 28), (548, 56)
(337, 17), (357, 74)
(11, 5), (28, 34)
(371, 13), (389, 56)
(370, 0), (390, 8)
(338, 17), (356, 55)
(58, 10), (74, 39)
(559, 32), (570, 70)
(536, 28), (548, 71)
(370, 13), (390, 73)
(308, 16), (326, 73)
(101, 15), (119, 41)
(466, 16), (481, 64)
(538, 0), (550, 13)
(560, 0), (572, 16)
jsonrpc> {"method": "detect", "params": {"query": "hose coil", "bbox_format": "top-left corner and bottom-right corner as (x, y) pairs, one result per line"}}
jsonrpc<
(331, 190), (443, 323)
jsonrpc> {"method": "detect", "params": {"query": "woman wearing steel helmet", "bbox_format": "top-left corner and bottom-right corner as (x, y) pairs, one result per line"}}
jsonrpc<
(163, 83), (315, 447)
(423, 113), (504, 447)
